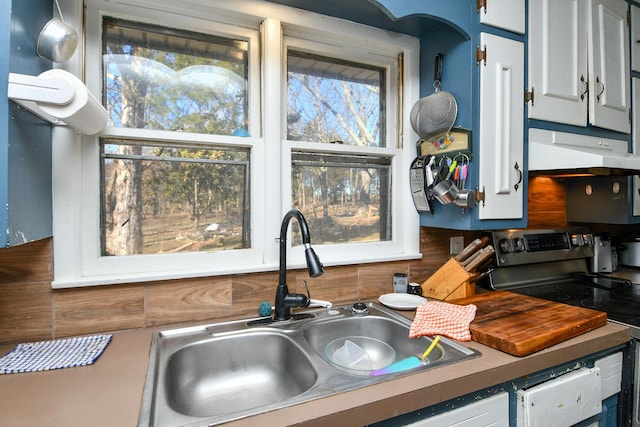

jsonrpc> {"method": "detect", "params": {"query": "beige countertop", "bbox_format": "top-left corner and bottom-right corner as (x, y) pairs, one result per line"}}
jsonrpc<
(611, 267), (640, 284)
(0, 312), (630, 427)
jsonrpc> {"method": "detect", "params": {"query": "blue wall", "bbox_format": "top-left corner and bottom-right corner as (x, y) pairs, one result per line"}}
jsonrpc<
(1, 0), (53, 247)
(0, 0), (10, 246)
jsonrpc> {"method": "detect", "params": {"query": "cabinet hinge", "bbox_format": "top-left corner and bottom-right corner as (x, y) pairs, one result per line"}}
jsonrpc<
(524, 87), (534, 105)
(476, 45), (487, 65)
(475, 186), (486, 207)
(477, 0), (487, 14)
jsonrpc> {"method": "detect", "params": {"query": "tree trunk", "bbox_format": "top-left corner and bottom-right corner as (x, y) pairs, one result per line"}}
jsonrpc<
(358, 169), (371, 210)
(107, 147), (143, 255)
(106, 50), (147, 255)
(193, 178), (200, 232)
(321, 168), (329, 217)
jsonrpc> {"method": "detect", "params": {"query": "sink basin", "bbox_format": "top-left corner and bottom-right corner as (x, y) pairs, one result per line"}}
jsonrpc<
(139, 303), (481, 427)
(165, 331), (317, 417)
(304, 316), (444, 374)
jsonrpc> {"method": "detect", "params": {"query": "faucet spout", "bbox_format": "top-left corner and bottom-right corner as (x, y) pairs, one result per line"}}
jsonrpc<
(274, 209), (324, 321)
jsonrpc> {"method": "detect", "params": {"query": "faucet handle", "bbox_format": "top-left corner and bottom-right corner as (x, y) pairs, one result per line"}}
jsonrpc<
(351, 301), (369, 315)
(302, 280), (311, 300)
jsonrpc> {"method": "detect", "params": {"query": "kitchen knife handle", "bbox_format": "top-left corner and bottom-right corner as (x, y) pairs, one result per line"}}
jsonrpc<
(465, 246), (495, 272)
(472, 254), (494, 274)
(454, 238), (481, 262)
(455, 236), (489, 262)
(462, 248), (484, 267)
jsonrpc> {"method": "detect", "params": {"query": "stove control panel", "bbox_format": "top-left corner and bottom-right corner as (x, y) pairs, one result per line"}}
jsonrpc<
(570, 233), (595, 247)
(491, 229), (594, 267)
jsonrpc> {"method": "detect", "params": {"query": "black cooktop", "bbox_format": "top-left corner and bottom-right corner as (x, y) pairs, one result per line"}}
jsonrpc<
(509, 275), (640, 329)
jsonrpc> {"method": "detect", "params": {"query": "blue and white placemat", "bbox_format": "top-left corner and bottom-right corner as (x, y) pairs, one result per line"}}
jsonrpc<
(0, 334), (112, 374)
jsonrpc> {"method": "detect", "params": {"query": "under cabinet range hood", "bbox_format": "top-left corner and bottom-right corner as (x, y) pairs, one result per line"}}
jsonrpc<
(529, 129), (640, 175)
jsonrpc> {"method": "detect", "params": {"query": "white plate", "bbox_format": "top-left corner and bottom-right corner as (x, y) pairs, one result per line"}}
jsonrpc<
(378, 293), (427, 310)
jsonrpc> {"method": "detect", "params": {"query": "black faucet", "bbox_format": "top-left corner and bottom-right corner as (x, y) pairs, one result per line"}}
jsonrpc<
(274, 209), (324, 321)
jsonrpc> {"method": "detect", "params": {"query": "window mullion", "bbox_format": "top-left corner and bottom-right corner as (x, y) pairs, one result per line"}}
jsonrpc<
(261, 18), (285, 267)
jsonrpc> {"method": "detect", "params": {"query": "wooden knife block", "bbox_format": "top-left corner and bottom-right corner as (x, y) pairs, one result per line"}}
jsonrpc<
(421, 258), (475, 300)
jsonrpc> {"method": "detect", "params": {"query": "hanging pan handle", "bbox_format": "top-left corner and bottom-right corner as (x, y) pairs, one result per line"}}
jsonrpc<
(434, 53), (443, 87)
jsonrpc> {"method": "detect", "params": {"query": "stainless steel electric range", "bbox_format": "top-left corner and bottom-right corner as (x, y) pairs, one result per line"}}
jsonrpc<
(483, 229), (637, 426)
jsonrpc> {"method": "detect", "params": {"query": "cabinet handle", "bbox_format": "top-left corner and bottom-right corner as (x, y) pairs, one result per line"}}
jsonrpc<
(496, 63), (511, 194)
(514, 162), (522, 192)
(596, 76), (605, 103)
(580, 75), (588, 101)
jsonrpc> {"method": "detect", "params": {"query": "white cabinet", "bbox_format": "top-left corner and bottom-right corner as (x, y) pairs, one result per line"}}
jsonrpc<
(528, 0), (586, 127)
(595, 352), (623, 400)
(589, 0), (630, 133)
(517, 367), (602, 426)
(402, 392), (508, 427)
(632, 78), (640, 218)
(634, 77), (640, 153)
(478, 33), (524, 220)
(634, 175), (640, 217)
(528, 0), (630, 134)
(477, 0), (525, 34)
(632, 5), (640, 72)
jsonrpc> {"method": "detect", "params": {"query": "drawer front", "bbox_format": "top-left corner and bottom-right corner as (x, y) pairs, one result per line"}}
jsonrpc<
(517, 367), (602, 426)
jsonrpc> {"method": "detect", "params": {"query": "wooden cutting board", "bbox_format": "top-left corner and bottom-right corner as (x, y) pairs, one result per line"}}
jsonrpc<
(452, 291), (608, 357)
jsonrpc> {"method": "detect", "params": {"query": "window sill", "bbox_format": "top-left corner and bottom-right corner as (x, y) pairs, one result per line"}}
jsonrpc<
(51, 252), (423, 289)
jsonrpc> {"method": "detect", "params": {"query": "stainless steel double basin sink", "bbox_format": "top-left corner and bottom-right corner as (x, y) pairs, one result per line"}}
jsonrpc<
(138, 302), (480, 427)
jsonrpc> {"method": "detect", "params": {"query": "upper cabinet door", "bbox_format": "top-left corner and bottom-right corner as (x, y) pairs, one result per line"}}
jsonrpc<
(634, 77), (640, 153)
(478, 33), (524, 221)
(588, 0), (630, 134)
(528, 0), (587, 127)
(634, 175), (640, 216)
(478, 0), (525, 34)
(528, 0), (630, 134)
(632, 5), (640, 72)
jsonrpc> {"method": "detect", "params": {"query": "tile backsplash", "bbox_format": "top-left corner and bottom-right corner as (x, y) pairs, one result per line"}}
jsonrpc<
(0, 227), (480, 344)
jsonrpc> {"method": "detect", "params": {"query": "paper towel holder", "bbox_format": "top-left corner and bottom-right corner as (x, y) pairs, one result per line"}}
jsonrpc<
(7, 71), (107, 135)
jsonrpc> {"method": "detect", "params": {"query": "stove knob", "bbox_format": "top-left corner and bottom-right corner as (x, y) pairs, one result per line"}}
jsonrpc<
(582, 233), (594, 246)
(570, 233), (584, 247)
(499, 238), (524, 253)
(499, 238), (513, 253)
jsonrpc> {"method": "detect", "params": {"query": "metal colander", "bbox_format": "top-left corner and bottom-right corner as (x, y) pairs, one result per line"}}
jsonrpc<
(410, 53), (458, 141)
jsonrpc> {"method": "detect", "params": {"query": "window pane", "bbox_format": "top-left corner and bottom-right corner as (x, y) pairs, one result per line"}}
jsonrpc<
(287, 51), (385, 147)
(103, 18), (249, 135)
(101, 139), (250, 256)
(291, 151), (391, 244)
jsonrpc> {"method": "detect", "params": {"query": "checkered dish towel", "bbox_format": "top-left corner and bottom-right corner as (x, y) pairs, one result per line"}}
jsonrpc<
(0, 334), (112, 374)
(409, 301), (477, 341)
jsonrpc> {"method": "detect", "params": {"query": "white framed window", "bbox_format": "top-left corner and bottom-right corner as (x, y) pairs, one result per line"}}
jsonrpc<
(52, 0), (420, 288)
